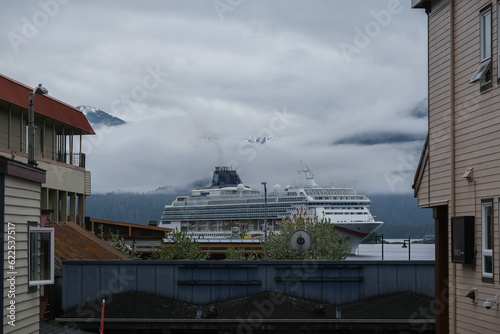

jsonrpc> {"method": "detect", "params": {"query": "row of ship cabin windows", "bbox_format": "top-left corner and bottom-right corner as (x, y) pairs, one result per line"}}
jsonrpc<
(165, 211), (369, 221)
(165, 206), (367, 216)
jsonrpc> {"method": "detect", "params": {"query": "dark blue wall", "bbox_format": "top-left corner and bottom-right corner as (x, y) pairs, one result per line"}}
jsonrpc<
(62, 260), (434, 311)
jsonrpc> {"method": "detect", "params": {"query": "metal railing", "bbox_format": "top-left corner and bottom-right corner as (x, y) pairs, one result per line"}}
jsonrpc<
(56, 152), (86, 168)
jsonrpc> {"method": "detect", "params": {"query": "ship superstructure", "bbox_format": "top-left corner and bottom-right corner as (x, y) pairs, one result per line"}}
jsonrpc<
(159, 163), (382, 253)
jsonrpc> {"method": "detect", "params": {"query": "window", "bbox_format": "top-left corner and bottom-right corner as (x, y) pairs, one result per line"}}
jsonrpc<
(471, 7), (492, 85)
(29, 226), (54, 286)
(482, 202), (493, 279)
(481, 9), (492, 61)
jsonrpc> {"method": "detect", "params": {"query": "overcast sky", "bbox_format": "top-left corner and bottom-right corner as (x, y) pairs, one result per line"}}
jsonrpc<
(1, 1), (428, 195)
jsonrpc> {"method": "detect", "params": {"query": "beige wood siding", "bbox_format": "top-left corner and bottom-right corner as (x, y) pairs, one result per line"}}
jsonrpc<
(43, 122), (55, 159)
(3, 176), (41, 333)
(444, 1), (500, 333)
(427, 3), (452, 208)
(417, 0), (500, 331)
(8, 108), (24, 153)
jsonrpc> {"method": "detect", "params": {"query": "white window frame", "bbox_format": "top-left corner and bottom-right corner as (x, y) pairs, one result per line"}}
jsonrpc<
(471, 7), (492, 84)
(482, 202), (493, 279)
(481, 8), (492, 61)
(29, 226), (55, 286)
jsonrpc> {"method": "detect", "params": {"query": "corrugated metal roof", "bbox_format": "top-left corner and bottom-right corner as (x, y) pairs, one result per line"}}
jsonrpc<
(0, 73), (95, 134)
(53, 221), (130, 276)
(341, 292), (433, 319)
(59, 290), (434, 320)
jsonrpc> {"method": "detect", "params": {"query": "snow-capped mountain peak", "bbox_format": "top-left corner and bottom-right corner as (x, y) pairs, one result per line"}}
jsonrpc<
(77, 105), (126, 127)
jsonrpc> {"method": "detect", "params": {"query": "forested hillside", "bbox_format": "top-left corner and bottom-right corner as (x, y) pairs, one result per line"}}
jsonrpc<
(86, 192), (433, 239)
(86, 192), (175, 224)
(368, 194), (433, 238)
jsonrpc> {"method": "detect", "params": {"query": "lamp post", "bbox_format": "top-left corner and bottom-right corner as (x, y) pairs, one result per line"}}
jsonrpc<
(28, 84), (48, 166)
(374, 234), (384, 261)
(402, 238), (411, 261)
(261, 181), (268, 257)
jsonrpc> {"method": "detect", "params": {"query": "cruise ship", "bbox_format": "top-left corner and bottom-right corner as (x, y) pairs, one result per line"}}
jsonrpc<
(158, 163), (383, 253)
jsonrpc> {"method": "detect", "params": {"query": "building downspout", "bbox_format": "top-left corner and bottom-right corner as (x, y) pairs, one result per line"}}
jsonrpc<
(449, 0), (457, 333)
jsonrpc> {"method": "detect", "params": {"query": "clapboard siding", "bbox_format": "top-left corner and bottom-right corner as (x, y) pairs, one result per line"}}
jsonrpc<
(0, 111), (7, 145)
(427, 1), (452, 207)
(3, 175), (41, 333)
(445, 1), (500, 332)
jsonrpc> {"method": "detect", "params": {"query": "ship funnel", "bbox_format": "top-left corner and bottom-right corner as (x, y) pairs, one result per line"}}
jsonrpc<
(211, 166), (244, 188)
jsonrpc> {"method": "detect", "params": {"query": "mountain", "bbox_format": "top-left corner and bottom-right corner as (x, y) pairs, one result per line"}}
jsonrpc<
(367, 194), (433, 238)
(242, 136), (278, 144)
(77, 105), (126, 127)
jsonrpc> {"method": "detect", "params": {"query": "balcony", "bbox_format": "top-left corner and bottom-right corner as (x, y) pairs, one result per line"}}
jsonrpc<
(56, 152), (86, 168)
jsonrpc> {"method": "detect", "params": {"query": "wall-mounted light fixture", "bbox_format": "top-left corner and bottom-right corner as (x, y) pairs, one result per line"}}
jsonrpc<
(462, 168), (473, 182)
(465, 289), (476, 303)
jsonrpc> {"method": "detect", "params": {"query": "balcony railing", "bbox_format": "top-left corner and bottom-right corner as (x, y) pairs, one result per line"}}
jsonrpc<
(56, 153), (86, 168)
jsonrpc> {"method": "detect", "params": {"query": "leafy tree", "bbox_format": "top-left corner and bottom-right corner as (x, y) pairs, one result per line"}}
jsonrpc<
(97, 224), (140, 259)
(263, 209), (351, 260)
(225, 246), (258, 260)
(151, 228), (209, 260)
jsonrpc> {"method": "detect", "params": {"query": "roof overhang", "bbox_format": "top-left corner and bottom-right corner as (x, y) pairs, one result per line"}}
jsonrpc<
(412, 134), (429, 198)
(0, 155), (46, 183)
(411, 0), (432, 8)
(0, 74), (95, 135)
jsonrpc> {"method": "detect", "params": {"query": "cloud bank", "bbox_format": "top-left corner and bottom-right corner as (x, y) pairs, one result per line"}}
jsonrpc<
(0, 0), (428, 194)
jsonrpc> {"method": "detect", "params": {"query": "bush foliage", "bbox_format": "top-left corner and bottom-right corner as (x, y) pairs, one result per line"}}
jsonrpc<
(151, 228), (209, 260)
(98, 224), (140, 259)
(263, 209), (351, 260)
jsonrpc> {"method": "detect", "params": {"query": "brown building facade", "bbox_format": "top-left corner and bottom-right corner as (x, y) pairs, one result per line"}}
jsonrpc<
(413, 0), (500, 333)
(0, 74), (95, 225)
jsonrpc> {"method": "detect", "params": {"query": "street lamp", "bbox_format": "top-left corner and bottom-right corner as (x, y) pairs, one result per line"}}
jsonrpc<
(374, 234), (384, 261)
(261, 181), (268, 244)
(261, 181), (268, 260)
(28, 83), (48, 166)
(402, 238), (411, 261)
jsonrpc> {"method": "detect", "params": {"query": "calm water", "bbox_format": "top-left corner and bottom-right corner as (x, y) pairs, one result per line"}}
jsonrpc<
(347, 239), (435, 261)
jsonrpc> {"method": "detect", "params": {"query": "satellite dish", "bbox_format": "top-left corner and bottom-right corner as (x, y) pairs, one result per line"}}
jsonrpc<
(291, 230), (311, 252)
(273, 184), (281, 192)
(237, 183), (245, 191)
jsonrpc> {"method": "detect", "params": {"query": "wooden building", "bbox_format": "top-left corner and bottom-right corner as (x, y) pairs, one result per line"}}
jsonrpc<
(0, 74), (95, 225)
(1, 73), (95, 333)
(1, 156), (47, 333)
(412, 1), (500, 333)
(87, 217), (172, 255)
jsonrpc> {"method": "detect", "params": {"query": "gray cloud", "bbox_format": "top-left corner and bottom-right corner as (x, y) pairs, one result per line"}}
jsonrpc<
(0, 0), (428, 194)
(334, 132), (426, 146)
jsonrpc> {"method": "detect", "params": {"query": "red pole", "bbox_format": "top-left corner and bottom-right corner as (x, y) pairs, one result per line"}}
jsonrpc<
(99, 299), (105, 334)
